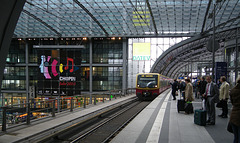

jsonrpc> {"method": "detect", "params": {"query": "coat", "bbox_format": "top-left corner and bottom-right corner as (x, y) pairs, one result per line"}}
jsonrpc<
(184, 83), (194, 102)
(205, 82), (219, 103)
(229, 83), (240, 127)
(219, 81), (230, 100)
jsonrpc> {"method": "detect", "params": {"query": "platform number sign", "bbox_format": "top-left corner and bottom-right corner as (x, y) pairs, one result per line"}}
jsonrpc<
(29, 86), (35, 99)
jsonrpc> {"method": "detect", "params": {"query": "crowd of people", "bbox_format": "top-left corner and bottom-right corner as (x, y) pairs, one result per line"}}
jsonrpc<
(170, 75), (240, 143)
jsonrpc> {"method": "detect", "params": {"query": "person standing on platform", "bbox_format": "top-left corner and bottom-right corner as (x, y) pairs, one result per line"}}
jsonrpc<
(229, 77), (240, 143)
(199, 76), (208, 110)
(218, 76), (230, 118)
(199, 76), (208, 97)
(203, 75), (219, 125)
(179, 80), (186, 100)
(170, 79), (178, 100)
(184, 79), (194, 102)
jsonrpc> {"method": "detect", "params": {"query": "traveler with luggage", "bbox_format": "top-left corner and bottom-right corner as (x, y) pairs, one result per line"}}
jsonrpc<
(184, 78), (194, 114)
(203, 75), (219, 125)
(229, 77), (240, 143)
(179, 80), (186, 100)
(218, 76), (230, 118)
(170, 79), (178, 100)
(198, 76), (207, 110)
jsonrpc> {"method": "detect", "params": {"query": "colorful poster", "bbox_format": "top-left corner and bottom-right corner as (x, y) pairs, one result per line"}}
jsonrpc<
(37, 49), (81, 96)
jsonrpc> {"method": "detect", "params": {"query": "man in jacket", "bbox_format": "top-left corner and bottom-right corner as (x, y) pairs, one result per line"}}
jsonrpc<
(203, 75), (219, 125)
(170, 79), (178, 100)
(179, 80), (186, 100)
(219, 76), (230, 118)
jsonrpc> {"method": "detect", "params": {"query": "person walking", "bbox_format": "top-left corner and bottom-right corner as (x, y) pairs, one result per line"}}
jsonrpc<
(203, 75), (219, 125)
(229, 77), (240, 143)
(218, 76), (230, 118)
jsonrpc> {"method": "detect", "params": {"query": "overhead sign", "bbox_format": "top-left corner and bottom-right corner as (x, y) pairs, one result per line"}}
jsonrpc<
(133, 43), (151, 60)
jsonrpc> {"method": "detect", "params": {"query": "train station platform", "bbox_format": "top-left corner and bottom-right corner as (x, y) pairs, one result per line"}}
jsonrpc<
(0, 94), (136, 143)
(111, 89), (234, 143)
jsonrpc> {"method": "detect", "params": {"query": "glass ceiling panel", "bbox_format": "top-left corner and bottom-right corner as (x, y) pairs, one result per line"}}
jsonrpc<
(14, 0), (240, 38)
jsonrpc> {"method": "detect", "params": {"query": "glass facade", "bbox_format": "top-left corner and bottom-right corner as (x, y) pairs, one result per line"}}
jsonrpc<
(225, 38), (240, 87)
(93, 38), (123, 64)
(1, 37), (124, 104)
(92, 67), (122, 91)
(127, 37), (188, 88)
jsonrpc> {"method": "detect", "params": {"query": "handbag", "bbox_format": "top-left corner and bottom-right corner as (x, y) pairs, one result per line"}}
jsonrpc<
(227, 122), (233, 133)
(216, 100), (223, 108)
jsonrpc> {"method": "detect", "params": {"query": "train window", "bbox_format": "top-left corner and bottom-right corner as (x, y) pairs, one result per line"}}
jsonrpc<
(137, 75), (158, 88)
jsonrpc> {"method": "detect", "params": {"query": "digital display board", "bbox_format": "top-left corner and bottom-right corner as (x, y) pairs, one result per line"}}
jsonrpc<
(133, 43), (151, 60)
(37, 49), (81, 96)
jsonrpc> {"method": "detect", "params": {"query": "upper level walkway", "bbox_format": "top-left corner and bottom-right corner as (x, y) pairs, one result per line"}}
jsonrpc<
(111, 89), (233, 143)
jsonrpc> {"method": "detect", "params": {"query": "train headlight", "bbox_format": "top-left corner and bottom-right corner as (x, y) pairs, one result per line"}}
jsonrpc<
(137, 84), (140, 87)
(155, 85), (158, 88)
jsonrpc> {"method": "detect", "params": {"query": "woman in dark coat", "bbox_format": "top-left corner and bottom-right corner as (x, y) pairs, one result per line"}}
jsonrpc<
(229, 77), (240, 143)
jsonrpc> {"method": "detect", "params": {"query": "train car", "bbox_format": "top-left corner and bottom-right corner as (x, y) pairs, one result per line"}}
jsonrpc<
(136, 73), (171, 100)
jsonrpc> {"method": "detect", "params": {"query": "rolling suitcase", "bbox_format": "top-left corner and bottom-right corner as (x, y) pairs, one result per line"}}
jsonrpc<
(177, 99), (185, 113)
(194, 109), (206, 126)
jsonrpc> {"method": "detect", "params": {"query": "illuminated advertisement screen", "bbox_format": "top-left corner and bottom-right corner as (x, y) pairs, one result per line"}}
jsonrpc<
(37, 49), (81, 96)
(133, 43), (151, 60)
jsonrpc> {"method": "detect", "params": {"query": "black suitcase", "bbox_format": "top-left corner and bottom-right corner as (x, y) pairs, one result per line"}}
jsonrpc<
(177, 99), (185, 113)
(194, 109), (206, 126)
(185, 102), (194, 114)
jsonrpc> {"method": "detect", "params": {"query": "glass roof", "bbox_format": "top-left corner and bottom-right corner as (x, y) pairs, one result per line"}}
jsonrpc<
(14, 0), (240, 38)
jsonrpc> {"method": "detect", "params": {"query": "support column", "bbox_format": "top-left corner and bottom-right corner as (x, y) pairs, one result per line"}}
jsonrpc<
(212, 3), (216, 82)
(0, 0), (26, 96)
(235, 28), (239, 82)
(26, 40), (29, 103)
(89, 38), (93, 104)
(122, 38), (127, 95)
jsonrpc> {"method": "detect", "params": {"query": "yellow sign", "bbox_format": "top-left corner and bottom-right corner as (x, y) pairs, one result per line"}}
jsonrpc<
(133, 43), (151, 60)
(132, 11), (150, 26)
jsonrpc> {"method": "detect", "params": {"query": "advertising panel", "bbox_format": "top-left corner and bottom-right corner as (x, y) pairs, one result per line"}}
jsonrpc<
(37, 49), (81, 96)
(215, 62), (227, 85)
(133, 43), (151, 60)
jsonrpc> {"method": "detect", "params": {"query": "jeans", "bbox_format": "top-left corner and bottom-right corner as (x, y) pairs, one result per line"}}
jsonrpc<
(232, 123), (240, 143)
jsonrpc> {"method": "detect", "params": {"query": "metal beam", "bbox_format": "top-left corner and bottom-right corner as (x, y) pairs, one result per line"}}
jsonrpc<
(146, 0), (158, 35)
(22, 10), (61, 37)
(0, 0), (26, 99)
(33, 45), (85, 49)
(201, 0), (212, 33)
(73, 0), (109, 37)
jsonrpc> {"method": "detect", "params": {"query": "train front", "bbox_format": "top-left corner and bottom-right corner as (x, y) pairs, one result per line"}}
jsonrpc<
(136, 74), (159, 100)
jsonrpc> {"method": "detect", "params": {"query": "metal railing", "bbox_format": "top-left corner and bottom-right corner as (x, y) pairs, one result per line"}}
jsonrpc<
(0, 88), (135, 131)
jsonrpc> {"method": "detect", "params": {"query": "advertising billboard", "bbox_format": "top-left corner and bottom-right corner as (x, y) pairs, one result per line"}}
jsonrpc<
(133, 43), (151, 60)
(37, 49), (81, 96)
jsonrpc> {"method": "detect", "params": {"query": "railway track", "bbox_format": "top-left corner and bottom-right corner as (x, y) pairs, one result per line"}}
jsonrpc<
(39, 99), (150, 143)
